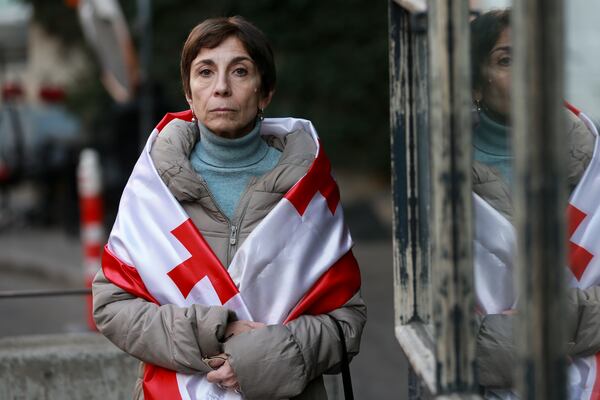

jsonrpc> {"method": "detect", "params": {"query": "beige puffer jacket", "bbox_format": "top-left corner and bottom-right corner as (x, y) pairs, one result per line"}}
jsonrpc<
(92, 119), (367, 399)
(474, 109), (599, 389)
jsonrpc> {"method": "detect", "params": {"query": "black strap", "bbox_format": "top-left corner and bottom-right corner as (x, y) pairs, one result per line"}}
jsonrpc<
(329, 316), (354, 400)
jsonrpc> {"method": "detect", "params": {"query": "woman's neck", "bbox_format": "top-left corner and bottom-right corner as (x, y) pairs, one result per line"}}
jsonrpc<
(481, 103), (509, 126)
(474, 110), (511, 157)
(195, 120), (268, 168)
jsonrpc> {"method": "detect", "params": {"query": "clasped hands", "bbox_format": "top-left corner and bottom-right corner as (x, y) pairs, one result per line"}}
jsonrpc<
(205, 320), (266, 392)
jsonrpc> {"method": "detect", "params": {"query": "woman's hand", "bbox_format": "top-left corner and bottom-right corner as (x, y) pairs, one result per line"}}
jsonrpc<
(224, 320), (265, 340)
(206, 355), (241, 392)
(205, 321), (265, 392)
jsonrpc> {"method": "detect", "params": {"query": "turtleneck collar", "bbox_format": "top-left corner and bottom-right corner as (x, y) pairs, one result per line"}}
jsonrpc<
(195, 120), (269, 168)
(473, 111), (511, 157)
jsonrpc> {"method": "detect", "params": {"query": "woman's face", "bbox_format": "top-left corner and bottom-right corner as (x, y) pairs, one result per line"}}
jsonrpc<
(187, 36), (272, 138)
(476, 27), (511, 123)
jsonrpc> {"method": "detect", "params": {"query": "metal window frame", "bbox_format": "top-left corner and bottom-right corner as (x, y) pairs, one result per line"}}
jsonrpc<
(391, 0), (568, 398)
(389, 0), (436, 393)
(390, 0), (478, 397)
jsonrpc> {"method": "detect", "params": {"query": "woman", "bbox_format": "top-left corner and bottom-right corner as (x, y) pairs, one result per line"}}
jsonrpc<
(93, 16), (366, 400)
(470, 9), (600, 398)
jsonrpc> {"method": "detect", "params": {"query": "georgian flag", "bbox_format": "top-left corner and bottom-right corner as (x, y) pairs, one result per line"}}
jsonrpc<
(564, 103), (600, 400)
(474, 104), (600, 399)
(101, 111), (361, 400)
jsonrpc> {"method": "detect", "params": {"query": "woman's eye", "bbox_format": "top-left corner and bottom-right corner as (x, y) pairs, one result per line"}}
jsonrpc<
(498, 56), (511, 67)
(198, 69), (213, 77)
(233, 68), (248, 77)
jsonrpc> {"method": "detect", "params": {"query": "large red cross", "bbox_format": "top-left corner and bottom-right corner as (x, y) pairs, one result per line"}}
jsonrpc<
(567, 204), (594, 281)
(285, 144), (340, 216)
(167, 219), (238, 304)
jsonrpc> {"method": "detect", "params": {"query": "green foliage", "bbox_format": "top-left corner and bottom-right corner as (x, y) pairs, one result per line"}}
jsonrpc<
(29, 0), (390, 172)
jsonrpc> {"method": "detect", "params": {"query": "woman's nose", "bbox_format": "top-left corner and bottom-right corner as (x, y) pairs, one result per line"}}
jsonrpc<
(214, 73), (231, 96)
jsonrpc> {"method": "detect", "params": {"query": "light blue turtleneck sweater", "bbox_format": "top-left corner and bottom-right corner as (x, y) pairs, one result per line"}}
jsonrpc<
(473, 111), (512, 184)
(189, 121), (282, 220)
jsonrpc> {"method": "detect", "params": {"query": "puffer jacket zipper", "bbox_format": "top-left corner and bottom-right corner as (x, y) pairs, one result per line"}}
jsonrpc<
(229, 225), (237, 246)
(200, 178), (257, 266)
(199, 182), (237, 264)
(226, 177), (257, 264)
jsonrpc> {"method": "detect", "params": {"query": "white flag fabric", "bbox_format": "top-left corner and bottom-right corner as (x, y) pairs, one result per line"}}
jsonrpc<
(101, 111), (361, 400)
(474, 192), (517, 315)
(474, 104), (600, 399)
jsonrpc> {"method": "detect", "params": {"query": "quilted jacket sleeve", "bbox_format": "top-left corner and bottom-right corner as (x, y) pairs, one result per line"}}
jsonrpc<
(566, 108), (595, 190)
(92, 269), (236, 374)
(477, 286), (600, 388)
(223, 291), (367, 399)
(565, 286), (600, 358)
(475, 314), (516, 388)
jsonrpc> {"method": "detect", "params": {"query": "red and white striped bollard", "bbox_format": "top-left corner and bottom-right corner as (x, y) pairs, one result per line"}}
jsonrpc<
(77, 148), (104, 330)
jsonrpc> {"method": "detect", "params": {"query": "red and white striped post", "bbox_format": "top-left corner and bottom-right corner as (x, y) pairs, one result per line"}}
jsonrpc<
(77, 149), (104, 330)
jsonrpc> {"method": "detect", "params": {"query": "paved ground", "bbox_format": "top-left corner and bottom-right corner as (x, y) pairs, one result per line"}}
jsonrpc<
(0, 269), (87, 337)
(0, 175), (409, 399)
(351, 241), (408, 399)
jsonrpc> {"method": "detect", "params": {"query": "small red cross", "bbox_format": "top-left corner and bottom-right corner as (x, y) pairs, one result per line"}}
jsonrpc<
(167, 219), (238, 304)
(567, 204), (594, 281)
(285, 144), (340, 216)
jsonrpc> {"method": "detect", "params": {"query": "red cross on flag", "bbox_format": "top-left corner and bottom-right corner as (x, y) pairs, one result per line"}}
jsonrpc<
(100, 111), (361, 400)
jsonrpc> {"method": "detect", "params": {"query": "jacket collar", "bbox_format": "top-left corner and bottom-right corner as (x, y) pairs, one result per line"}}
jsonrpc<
(150, 118), (317, 203)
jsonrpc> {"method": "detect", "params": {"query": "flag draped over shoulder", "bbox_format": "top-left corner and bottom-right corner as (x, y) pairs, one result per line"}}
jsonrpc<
(101, 111), (361, 400)
(474, 104), (600, 400)
(564, 104), (600, 400)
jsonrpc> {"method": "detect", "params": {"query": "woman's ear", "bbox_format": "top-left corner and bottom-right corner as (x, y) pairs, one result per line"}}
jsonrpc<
(473, 87), (482, 103)
(259, 90), (275, 110)
(186, 96), (193, 107)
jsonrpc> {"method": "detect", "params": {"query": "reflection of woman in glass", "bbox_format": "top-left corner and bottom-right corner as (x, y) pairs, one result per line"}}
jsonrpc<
(92, 16), (365, 400)
(470, 9), (599, 397)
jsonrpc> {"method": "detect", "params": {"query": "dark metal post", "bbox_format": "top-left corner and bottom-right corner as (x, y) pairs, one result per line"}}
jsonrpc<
(390, 2), (436, 395)
(428, 0), (476, 394)
(512, 1), (567, 399)
(389, 0), (414, 329)
(5, 100), (25, 180)
(137, 0), (153, 148)
(389, 0), (431, 330)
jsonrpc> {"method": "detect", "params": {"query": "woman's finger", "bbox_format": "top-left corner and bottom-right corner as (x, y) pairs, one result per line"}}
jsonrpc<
(207, 366), (229, 382)
(207, 360), (236, 383)
(206, 357), (226, 369)
(221, 377), (239, 388)
(248, 321), (266, 329)
(206, 369), (220, 383)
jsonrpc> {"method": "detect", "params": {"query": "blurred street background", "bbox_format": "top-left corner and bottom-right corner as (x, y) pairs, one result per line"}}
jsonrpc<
(3, 0), (600, 399)
(0, 0), (405, 399)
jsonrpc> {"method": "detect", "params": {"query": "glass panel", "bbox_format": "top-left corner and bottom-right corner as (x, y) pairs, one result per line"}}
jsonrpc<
(468, 3), (518, 398)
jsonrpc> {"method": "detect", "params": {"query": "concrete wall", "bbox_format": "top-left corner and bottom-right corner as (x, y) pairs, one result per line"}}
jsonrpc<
(0, 333), (139, 400)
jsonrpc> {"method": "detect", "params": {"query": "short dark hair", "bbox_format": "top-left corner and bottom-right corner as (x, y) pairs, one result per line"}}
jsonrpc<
(180, 16), (276, 99)
(470, 9), (511, 91)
